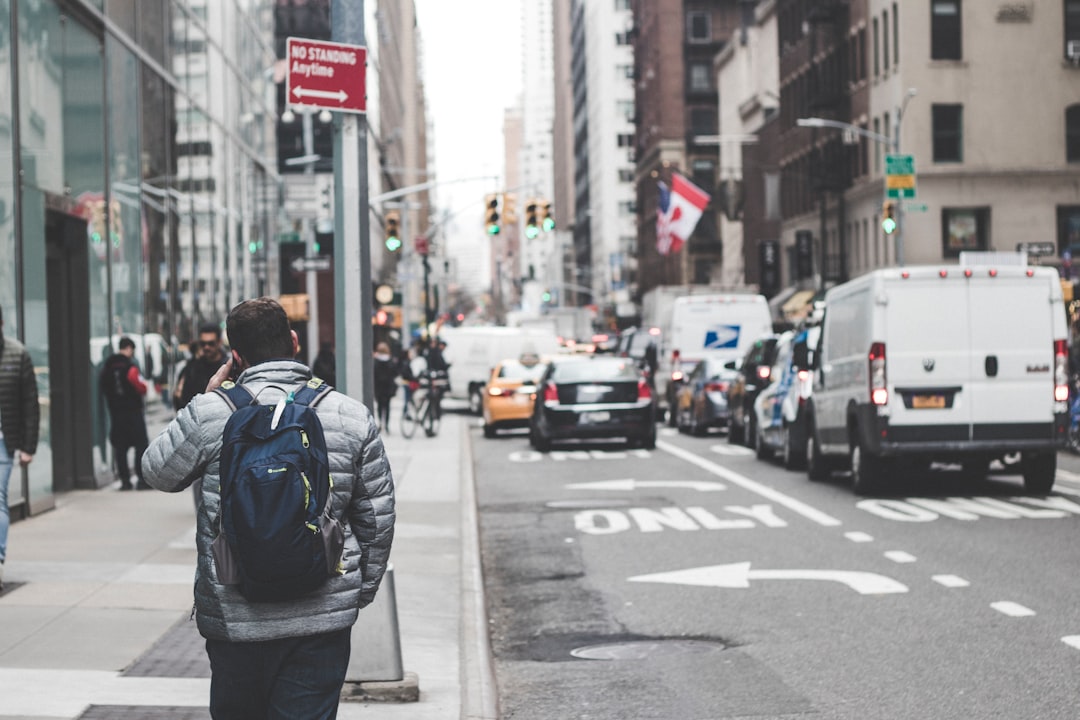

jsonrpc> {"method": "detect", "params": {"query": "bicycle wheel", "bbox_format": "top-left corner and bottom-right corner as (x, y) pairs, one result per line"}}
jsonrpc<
(423, 395), (441, 437)
(401, 396), (423, 439)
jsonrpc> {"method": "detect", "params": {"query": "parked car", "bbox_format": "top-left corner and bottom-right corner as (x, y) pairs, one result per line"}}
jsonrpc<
(674, 356), (738, 436)
(482, 355), (549, 438)
(808, 266), (1066, 495)
(529, 355), (657, 451)
(751, 325), (819, 468)
(725, 334), (781, 446)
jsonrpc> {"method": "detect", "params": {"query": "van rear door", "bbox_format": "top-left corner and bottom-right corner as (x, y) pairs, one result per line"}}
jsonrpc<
(884, 277), (973, 436)
(966, 274), (1055, 434)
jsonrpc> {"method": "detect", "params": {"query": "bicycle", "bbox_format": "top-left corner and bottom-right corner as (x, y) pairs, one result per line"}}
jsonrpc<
(400, 371), (449, 438)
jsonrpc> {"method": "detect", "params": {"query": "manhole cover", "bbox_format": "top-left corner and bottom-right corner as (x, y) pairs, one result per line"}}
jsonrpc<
(571, 639), (726, 660)
(546, 499), (630, 509)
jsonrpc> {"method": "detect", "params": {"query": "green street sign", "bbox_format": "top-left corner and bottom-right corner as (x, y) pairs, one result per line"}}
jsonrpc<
(885, 154), (915, 175)
(904, 202), (929, 212)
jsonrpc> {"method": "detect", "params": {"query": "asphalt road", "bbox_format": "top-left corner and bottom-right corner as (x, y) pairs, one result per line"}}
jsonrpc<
(471, 420), (1080, 720)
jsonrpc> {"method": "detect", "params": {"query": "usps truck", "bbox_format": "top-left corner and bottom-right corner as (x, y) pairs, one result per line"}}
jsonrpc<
(656, 294), (773, 419)
(807, 265), (1068, 495)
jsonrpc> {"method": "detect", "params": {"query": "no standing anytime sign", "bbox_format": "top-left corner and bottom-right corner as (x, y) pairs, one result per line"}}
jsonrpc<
(286, 37), (367, 114)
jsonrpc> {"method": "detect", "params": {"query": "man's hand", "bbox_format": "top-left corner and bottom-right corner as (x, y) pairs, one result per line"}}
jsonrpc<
(17, 451), (32, 466)
(205, 356), (234, 394)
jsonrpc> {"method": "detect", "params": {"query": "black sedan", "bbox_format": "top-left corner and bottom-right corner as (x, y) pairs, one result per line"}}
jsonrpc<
(529, 356), (657, 451)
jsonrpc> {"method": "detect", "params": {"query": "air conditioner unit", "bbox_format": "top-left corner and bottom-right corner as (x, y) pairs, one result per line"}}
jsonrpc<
(1068, 39), (1080, 62)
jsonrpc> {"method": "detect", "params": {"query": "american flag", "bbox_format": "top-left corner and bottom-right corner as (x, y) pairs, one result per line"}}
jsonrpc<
(656, 173), (711, 256)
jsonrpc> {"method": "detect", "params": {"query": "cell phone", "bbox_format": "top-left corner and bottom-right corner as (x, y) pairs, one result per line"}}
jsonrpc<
(227, 355), (241, 381)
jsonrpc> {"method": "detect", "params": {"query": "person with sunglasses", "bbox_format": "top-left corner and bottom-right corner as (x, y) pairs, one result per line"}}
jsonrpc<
(174, 323), (229, 413)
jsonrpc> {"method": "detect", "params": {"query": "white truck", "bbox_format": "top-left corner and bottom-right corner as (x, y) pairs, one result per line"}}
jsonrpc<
(438, 325), (563, 414)
(654, 293), (773, 420)
(807, 265), (1068, 495)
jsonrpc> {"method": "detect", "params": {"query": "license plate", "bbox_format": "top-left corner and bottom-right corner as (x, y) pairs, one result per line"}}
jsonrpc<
(912, 394), (946, 409)
(580, 411), (611, 424)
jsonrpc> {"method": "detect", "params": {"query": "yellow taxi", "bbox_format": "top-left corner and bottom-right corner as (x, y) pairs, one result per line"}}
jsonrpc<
(482, 354), (549, 438)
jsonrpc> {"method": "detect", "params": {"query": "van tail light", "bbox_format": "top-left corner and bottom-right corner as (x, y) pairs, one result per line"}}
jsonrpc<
(637, 379), (652, 401)
(757, 366), (771, 380)
(544, 382), (560, 406)
(705, 381), (729, 393)
(1054, 340), (1069, 402)
(869, 342), (888, 406)
(671, 370), (684, 382)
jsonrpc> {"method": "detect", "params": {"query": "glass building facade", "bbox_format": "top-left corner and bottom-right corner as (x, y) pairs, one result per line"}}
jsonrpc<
(1, 0), (279, 516)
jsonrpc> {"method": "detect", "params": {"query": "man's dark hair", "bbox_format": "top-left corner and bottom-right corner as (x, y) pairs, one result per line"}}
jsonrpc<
(118, 336), (136, 351)
(226, 297), (294, 366)
(199, 322), (223, 338)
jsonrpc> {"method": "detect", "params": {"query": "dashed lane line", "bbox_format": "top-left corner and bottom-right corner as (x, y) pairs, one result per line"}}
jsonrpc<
(991, 601), (1036, 617)
(656, 440), (842, 527)
(845, 531), (874, 543)
(884, 550), (917, 563)
(932, 575), (971, 588)
(1061, 636), (1080, 650)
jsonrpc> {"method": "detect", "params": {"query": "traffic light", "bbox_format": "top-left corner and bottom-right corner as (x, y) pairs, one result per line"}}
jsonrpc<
(503, 193), (517, 225)
(881, 201), (897, 235)
(525, 199), (540, 239)
(385, 210), (401, 251)
(540, 201), (555, 232)
(484, 194), (501, 235)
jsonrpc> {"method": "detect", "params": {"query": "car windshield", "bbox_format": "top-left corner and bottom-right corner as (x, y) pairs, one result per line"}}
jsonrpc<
(498, 361), (547, 382)
(552, 358), (641, 383)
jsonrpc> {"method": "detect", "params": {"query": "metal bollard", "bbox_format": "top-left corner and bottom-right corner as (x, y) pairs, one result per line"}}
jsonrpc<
(345, 563), (404, 682)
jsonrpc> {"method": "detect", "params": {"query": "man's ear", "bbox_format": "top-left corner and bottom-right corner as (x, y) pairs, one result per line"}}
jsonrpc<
(290, 329), (300, 358)
(232, 348), (246, 371)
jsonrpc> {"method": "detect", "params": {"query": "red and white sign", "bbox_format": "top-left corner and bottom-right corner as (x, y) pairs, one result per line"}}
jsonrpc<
(286, 37), (367, 114)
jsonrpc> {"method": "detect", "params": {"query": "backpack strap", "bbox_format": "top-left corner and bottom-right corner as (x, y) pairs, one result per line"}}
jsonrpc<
(292, 377), (334, 409)
(213, 382), (257, 412)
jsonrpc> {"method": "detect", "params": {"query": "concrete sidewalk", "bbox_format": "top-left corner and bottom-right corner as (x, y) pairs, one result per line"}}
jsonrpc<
(0, 407), (495, 719)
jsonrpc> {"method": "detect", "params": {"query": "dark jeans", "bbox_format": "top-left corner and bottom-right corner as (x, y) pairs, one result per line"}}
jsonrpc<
(206, 627), (351, 720)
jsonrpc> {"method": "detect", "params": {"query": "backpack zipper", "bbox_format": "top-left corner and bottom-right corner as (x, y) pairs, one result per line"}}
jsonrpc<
(302, 472), (318, 533)
(301, 430), (310, 448)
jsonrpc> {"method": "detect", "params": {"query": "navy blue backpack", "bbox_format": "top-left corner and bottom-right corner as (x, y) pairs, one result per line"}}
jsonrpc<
(212, 378), (345, 602)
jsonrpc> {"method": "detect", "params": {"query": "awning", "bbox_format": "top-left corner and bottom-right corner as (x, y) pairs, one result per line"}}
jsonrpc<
(781, 290), (816, 318)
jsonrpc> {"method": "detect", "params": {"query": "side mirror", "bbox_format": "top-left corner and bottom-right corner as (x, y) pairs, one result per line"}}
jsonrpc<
(724, 360), (737, 370)
(792, 342), (809, 370)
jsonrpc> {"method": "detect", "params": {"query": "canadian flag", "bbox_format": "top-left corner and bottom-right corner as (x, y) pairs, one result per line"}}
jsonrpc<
(656, 173), (711, 256)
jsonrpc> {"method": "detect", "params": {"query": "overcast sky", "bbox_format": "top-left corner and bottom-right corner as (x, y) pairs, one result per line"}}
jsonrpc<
(413, 0), (523, 287)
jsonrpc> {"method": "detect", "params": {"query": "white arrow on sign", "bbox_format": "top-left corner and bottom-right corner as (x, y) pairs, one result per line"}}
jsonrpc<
(290, 256), (332, 273)
(629, 562), (908, 595)
(566, 478), (726, 492)
(292, 86), (349, 103)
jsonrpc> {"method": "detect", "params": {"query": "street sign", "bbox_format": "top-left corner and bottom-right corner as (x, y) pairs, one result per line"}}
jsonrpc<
(904, 202), (929, 212)
(290, 255), (332, 273)
(1017, 241), (1056, 257)
(414, 235), (429, 256)
(885, 154), (916, 199)
(286, 37), (367, 114)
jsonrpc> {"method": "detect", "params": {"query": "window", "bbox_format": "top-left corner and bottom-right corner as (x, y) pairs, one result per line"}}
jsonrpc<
(893, 3), (900, 66)
(942, 207), (989, 257)
(615, 31), (632, 46)
(689, 62), (711, 91)
(692, 159), (715, 190)
(617, 100), (635, 122)
(687, 11), (711, 43)
(1059, 206), (1080, 254)
(1068, 105), (1080, 162)
(617, 64), (634, 80)
(618, 168), (635, 183)
(932, 104), (963, 162)
(1069, 1), (1080, 58)
(618, 201), (636, 216)
(690, 108), (716, 135)
(931, 0), (962, 60)
(617, 133), (635, 148)
(873, 18), (879, 76)
(883, 10), (890, 71)
(616, 0), (630, 9)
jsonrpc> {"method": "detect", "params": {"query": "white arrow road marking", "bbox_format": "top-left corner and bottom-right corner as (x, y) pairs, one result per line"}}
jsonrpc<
(628, 562), (908, 595)
(1061, 636), (1080, 651)
(566, 479), (727, 492)
(659, 440), (842, 527)
(291, 86), (348, 102)
(932, 575), (970, 588)
(991, 601), (1035, 617)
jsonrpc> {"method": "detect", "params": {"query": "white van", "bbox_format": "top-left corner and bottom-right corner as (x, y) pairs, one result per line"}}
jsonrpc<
(807, 266), (1068, 494)
(656, 294), (772, 418)
(438, 325), (563, 413)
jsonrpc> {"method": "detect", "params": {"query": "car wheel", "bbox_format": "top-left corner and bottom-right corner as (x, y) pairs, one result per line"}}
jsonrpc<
(468, 387), (483, 415)
(806, 417), (830, 482)
(1021, 451), (1055, 495)
(744, 415), (758, 449)
(728, 415), (744, 445)
(483, 423), (496, 439)
(754, 423), (772, 460)
(666, 402), (678, 427)
(691, 410), (707, 437)
(851, 441), (889, 496)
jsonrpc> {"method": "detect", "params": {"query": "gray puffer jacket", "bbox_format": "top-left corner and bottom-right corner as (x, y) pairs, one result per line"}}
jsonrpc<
(142, 360), (395, 642)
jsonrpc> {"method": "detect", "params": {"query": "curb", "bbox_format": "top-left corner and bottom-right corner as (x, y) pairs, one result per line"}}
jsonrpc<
(340, 671), (420, 703)
(459, 417), (500, 719)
